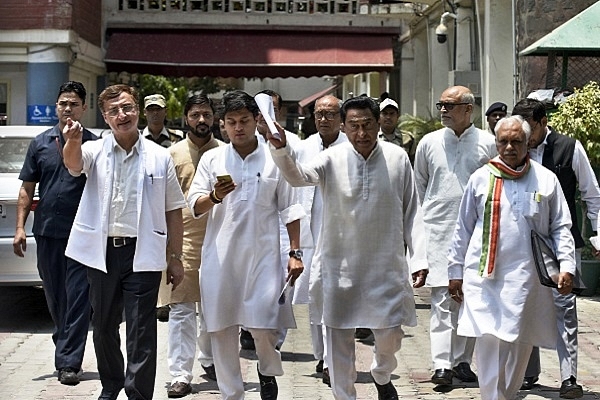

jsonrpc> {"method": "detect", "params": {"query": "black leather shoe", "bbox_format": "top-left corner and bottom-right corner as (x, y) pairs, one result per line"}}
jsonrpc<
(240, 329), (256, 350)
(315, 359), (324, 373)
(167, 381), (192, 398)
(431, 368), (453, 385)
(322, 367), (331, 387)
(452, 362), (477, 382)
(202, 364), (217, 381)
(98, 389), (120, 400)
(520, 376), (539, 390)
(372, 374), (399, 400)
(58, 367), (80, 385)
(354, 328), (373, 340)
(257, 365), (278, 400)
(559, 376), (583, 399)
(156, 305), (170, 322)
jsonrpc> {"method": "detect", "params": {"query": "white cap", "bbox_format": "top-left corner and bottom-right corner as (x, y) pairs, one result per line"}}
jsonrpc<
(379, 98), (398, 111)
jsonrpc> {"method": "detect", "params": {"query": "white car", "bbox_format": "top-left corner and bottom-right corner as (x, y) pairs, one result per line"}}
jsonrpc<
(0, 125), (45, 285)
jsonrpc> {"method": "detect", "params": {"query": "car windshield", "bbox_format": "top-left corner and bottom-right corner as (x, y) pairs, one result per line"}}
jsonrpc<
(0, 138), (31, 173)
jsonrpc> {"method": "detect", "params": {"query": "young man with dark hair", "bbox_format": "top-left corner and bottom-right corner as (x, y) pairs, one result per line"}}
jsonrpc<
(188, 90), (305, 400)
(14, 81), (98, 386)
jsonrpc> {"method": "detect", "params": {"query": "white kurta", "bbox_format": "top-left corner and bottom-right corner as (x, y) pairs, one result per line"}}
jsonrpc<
(187, 143), (305, 333)
(291, 132), (349, 309)
(271, 141), (428, 329)
(448, 160), (576, 348)
(414, 125), (497, 287)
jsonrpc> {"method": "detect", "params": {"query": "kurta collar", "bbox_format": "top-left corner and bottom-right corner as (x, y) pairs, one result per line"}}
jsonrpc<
(187, 135), (218, 153)
(445, 123), (477, 138)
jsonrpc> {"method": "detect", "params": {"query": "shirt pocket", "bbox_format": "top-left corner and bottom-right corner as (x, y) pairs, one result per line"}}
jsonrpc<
(254, 177), (278, 208)
(522, 191), (543, 218)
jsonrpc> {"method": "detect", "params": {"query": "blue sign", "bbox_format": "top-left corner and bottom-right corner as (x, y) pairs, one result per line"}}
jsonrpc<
(28, 105), (58, 125)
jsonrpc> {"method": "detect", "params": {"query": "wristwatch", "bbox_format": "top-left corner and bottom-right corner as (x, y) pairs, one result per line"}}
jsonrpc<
(289, 249), (303, 260)
(170, 252), (183, 261)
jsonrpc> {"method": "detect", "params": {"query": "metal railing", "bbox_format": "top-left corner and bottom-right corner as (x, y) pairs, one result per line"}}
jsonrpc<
(117, 0), (427, 16)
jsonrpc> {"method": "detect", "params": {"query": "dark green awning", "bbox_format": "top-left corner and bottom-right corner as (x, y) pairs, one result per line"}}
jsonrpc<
(520, 2), (600, 56)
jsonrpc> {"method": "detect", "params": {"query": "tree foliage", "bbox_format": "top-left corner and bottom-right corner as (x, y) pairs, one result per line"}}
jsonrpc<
(136, 75), (234, 127)
(398, 113), (443, 146)
(549, 81), (600, 166)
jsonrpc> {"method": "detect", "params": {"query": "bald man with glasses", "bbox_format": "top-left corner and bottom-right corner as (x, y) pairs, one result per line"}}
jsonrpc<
(414, 85), (497, 388)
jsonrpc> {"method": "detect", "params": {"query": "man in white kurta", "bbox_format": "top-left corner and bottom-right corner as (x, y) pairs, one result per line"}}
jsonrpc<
(414, 85), (497, 385)
(187, 91), (305, 400)
(292, 95), (348, 382)
(447, 116), (576, 400)
(268, 96), (428, 400)
(165, 95), (224, 398)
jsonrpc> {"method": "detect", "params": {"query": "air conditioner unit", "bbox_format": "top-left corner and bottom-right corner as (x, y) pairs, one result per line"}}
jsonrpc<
(448, 71), (481, 96)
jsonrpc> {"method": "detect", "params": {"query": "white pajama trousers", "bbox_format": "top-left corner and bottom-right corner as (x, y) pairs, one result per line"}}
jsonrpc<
(430, 286), (476, 370)
(211, 325), (282, 400)
(311, 323), (328, 367)
(476, 334), (533, 400)
(325, 325), (404, 400)
(168, 302), (214, 384)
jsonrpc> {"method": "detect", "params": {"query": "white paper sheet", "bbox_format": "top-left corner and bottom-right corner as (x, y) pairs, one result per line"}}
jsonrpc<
(254, 93), (281, 140)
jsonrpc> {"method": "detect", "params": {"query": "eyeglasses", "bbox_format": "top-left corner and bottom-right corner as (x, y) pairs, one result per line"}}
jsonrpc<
(104, 104), (137, 117)
(435, 102), (470, 111)
(314, 111), (339, 121)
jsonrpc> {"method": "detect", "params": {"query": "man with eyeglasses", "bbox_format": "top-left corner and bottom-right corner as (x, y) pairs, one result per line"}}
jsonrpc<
(292, 94), (348, 387)
(14, 81), (98, 387)
(513, 98), (600, 399)
(268, 95), (428, 400)
(414, 85), (497, 388)
(377, 97), (416, 164)
(62, 84), (186, 400)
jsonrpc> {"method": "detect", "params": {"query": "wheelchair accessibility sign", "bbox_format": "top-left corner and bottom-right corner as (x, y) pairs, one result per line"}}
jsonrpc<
(28, 105), (58, 125)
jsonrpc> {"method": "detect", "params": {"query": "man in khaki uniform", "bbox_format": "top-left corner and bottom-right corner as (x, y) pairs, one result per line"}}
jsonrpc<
(165, 94), (224, 398)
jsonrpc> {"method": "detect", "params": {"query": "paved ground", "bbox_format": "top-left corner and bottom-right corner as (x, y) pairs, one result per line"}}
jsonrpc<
(1, 286), (599, 399)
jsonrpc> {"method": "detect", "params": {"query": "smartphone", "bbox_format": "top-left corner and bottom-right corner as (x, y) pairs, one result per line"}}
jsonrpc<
(217, 174), (232, 183)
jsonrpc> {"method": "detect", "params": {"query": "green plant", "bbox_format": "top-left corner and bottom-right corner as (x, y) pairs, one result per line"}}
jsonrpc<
(397, 113), (443, 146)
(549, 81), (600, 165)
(551, 81), (600, 260)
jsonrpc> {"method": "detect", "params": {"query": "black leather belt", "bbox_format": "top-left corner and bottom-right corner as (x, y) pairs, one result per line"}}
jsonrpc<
(109, 237), (137, 248)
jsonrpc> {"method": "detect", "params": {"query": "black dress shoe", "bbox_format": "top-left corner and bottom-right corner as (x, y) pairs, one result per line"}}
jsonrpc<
(372, 374), (399, 400)
(354, 328), (373, 340)
(202, 364), (217, 381)
(167, 381), (192, 398)
(98, 389), (120, 400)
(315, 359), (324, 373)
(58, 367), (80, 385)
(322, 367), (331, 387)
(431, 368), (454, 385)
(156, 305), (170, 322)
(452, 362), (477, 382)
(520, 376), (539, 390)
(257, 365), (278, 400)
(240, 329), (256, 350)
(559, 376), (583, 399)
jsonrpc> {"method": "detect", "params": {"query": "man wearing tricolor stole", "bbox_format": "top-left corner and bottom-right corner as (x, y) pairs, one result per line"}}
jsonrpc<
(447, 115), (576, 400)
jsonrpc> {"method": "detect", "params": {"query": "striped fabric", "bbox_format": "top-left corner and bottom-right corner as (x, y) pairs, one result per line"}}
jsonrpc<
(479, 156), (531, 277)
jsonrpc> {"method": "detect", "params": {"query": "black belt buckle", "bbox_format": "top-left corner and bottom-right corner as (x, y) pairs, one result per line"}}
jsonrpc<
(113, 237), (127, 247)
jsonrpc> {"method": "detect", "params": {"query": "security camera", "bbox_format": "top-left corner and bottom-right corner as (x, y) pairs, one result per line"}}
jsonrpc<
(435, 12), (456, 44)
(435, 23), (448, 43)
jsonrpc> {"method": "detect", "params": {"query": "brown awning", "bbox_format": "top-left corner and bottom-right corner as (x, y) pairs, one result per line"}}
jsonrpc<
(105, 29), (395, 78)
(298, 84), (339, 108)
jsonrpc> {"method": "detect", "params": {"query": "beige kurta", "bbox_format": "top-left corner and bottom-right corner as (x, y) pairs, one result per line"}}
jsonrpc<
(158, 136), (223, 306)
